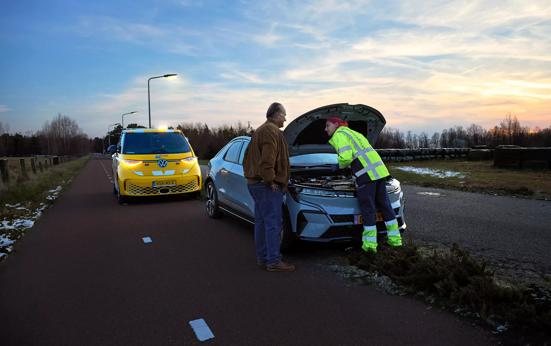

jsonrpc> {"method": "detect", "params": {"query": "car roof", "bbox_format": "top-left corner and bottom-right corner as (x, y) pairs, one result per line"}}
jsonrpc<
(123, 129), (183, 134)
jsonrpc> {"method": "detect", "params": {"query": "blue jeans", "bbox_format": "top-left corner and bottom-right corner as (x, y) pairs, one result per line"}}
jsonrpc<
(247, 182), (283, 266)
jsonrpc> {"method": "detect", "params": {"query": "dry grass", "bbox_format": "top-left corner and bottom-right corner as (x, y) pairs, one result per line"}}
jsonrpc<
(0, 157), (60, 190)
(388, 160), (551, 200)
(348, 243), (551, 345)
(0, 156), (89, 218)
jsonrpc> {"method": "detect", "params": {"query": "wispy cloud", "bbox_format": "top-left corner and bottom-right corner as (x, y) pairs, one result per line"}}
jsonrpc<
(0, 105), (10, 113)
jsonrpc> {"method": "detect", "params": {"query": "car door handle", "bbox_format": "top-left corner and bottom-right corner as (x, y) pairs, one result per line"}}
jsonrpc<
(220, 168), (229, 175)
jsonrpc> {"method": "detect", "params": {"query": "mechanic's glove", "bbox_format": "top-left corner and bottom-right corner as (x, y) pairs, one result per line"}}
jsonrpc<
(330, 164), (340, 172)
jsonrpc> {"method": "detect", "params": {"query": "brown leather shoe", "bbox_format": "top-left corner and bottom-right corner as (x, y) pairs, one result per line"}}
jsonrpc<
(266, 261), (295, 272)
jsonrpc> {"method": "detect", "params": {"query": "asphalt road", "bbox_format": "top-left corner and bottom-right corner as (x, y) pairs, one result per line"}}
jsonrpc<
(0, 158), (495, 345)
(403, 184), (551, 276)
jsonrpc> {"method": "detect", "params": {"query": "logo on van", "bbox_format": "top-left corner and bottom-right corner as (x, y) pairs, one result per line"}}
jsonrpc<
(157, 159), (168, 168)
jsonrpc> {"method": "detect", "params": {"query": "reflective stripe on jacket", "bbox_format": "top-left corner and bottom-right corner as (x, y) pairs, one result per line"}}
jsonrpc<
(328, 126), (389, 181)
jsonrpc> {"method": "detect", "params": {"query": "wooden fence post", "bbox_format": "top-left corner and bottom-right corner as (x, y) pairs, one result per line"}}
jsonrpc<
(20, 158), (29, 180)
(31, 158), (37, 174)
(0, 159), (9, 183)
(38, 161), (44, 172)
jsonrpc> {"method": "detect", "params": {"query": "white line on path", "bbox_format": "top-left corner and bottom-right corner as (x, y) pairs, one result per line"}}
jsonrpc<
(97, 159), (113, 183)
(189, 318), (215, 342)
(142, 237), (152, 244)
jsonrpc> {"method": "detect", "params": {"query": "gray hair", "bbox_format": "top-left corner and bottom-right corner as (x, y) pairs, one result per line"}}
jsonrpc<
(266, 102), (284, 118)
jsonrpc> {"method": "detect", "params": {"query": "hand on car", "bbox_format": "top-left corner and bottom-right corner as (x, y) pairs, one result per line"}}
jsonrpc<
(330, 164), (340, 172)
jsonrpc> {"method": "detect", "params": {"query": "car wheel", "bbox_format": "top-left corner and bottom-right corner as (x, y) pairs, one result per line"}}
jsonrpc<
(205, 181), (222, 218)
(115, 177), (127, 204)
(280, 211), (296, 252)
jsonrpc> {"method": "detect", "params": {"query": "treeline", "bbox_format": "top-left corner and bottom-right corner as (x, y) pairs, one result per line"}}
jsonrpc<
(0, 115), (90, 157)
(375, 115), (551, 149)
(3, 114), (550, 159)
(176, 122), (254, 159)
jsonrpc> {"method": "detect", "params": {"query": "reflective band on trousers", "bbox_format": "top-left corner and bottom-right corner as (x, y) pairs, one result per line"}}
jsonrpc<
(387, 230), (401, 237)
(385, 219), (399, 228)
(362, 235), (377, 243)
(338, 130), (382, 180)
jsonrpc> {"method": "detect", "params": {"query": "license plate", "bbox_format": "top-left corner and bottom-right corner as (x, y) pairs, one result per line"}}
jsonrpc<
(355, 213), (383, 224)
(152, 180), (176, 188)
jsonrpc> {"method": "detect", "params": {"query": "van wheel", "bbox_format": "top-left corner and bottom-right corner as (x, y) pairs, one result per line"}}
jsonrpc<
(116, 178), (127, 204)
(280, 211), (296, 252)
(205, 181), (222, 218)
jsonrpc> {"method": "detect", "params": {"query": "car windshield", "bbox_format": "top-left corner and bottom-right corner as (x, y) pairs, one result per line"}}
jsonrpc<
(290, 153), (338, 167)
(122, 132), (191, 154)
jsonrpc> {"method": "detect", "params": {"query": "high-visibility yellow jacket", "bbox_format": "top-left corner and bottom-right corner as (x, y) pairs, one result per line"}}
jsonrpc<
(328, 126), (389, 181)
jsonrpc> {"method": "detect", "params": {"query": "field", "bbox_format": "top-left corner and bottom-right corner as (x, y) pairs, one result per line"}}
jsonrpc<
(387, 159), (551, 200)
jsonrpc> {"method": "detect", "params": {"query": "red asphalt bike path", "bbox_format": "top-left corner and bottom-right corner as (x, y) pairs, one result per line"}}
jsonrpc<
(0, 158), (497, 345)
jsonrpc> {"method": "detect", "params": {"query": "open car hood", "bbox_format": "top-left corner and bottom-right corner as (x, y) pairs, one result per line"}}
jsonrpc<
(283, 103), (386, 156)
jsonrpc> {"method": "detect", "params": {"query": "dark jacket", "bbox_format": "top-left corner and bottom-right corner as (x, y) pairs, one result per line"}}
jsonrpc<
(243, 120), (290, 189)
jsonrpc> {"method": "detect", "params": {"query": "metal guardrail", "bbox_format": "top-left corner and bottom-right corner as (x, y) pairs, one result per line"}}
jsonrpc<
(494, 147), (551, 168)
(377, 148), (470, 161)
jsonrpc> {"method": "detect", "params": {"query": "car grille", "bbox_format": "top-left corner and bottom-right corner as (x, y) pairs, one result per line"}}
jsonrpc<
(126, 179), (199, 195)
(330, 208), (401, 224)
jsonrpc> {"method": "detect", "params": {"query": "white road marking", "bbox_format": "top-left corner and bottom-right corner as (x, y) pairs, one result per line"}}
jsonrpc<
(142, 237), (152, 244)
(189, 318), (215, 342)
(98, 159), (113, 183)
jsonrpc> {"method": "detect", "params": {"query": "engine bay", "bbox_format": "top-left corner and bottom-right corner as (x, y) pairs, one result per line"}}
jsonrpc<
(290, 174), (356, 191)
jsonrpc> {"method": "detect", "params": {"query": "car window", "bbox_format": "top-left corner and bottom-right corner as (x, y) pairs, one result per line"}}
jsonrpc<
(224, 141), (243, 163)
(238, 141), (249, 165)
(122, 132), (191, 154)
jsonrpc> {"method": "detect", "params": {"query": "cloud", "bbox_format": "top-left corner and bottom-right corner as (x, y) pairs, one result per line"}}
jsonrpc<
(0, 105), (10, 113)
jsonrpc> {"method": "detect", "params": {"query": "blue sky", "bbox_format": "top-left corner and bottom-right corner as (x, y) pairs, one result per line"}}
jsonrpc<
(1, 0), (550, 137)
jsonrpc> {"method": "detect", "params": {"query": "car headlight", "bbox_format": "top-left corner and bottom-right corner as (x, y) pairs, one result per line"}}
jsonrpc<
(181, 156), (197, 174)
(386, 178), (401, 194)
(121, 159), (142, 167)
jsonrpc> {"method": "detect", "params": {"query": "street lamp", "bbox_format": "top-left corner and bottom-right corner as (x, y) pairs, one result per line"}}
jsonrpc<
(121, 111), (138, 129)
(147, 73), (177, 128)
(108, 122), (121, 147)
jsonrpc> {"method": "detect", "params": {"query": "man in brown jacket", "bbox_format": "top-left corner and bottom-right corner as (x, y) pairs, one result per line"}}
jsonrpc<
(243, 102), (295, 272)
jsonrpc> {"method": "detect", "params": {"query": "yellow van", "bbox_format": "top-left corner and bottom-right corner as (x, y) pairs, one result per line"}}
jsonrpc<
(112, 129), (201, 203)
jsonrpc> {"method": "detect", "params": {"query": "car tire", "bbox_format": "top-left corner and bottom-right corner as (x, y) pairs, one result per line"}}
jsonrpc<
(280, 211), (296, 252)
(205, 181), (222, 218)
(115, 177), (127, 204)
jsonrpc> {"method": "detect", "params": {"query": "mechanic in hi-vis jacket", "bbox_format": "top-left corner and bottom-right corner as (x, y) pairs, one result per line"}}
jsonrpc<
(325, 116), (402, 253)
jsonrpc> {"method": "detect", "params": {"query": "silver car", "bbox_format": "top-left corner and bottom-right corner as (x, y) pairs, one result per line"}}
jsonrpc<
(204, 103), (406, 249)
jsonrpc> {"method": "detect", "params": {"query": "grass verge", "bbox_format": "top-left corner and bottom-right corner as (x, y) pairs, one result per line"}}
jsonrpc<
(1, 156), (90, 261)
(347, 242), (551, 345)
(388, 160), (551, 200)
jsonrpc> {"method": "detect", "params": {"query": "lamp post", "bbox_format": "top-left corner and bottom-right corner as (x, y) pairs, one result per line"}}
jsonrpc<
(121, 111), (138, 129)
(147, 73), (177, 128)
(108, 122), (121, 147)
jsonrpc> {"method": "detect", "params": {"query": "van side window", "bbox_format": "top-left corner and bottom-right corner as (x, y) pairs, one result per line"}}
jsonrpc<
(224, 141), (243, 163)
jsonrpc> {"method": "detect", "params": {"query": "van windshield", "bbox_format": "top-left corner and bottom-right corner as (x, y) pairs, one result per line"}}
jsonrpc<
(122, 132), (191, 154)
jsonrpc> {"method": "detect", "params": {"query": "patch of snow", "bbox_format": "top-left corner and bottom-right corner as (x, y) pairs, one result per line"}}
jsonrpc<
(417, 192), (442, 196)
(5, 203), (21, 208)
(395, 166), (465, 179)
(0, 235), (14, 247)
(1, 218), (34, 230)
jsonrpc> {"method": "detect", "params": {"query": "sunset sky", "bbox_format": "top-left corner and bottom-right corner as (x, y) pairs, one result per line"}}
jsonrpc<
(1, 0), (550, 137)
